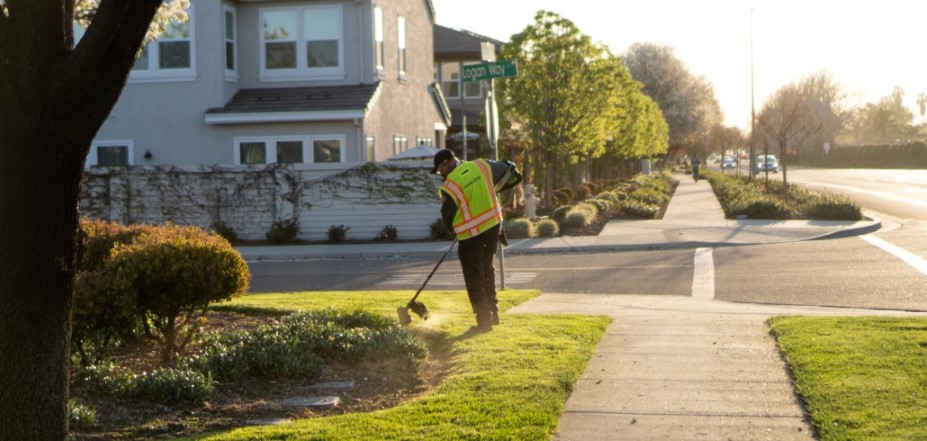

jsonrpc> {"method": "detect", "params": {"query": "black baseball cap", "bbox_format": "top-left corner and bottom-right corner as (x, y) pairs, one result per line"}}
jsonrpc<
(430, 149), (456, 174)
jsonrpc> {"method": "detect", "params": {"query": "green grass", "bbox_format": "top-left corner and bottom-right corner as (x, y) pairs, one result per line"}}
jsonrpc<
(769, 316), (927, 441)
(187, 290), (610, 440)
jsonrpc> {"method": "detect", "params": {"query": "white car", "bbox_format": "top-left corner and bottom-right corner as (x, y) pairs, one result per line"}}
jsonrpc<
(755, 155), (779, 173)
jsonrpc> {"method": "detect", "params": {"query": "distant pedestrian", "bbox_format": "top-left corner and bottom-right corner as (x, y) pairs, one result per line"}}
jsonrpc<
(431, 149), (522, 332)
(691, 154), (701, 182)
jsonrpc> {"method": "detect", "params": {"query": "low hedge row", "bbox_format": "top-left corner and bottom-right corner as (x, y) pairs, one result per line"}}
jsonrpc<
(706, 172), (863, 220)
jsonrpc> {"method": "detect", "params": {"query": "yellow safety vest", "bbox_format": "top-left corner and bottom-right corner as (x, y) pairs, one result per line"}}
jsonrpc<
(439, 160), (502, 240)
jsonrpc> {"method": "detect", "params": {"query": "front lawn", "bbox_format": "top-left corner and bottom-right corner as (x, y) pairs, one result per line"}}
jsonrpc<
(183, 290), (610, 440)
(770, 316), (927, 440)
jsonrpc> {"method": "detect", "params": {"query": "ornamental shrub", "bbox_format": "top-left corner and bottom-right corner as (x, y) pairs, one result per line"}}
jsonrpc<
(327, 224), (350, 243)
(72, 219), (145, 366)
(266, 218), (299, 243)
(75, 362), (213, 405)
(619, 200), (659, 219)
(378, 224), (399, 241)
(552, 205), (572, 220)
(503, 218), (534, 239)
(565, 210), (593, 228)
(536, 219), (560, 237)
(107, 224), (250, 362)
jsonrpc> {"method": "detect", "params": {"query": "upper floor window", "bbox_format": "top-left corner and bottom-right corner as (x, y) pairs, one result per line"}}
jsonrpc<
(397, 16), (406, 78)
(224, 6), (238, 80)
(87, 140), (133, 168)
(374, 7), (385, 73)
(416, 136), (432, 146)
(260, 5), (344, 81)
(131, 5), (196, 82)
(440, 62), (483, 99)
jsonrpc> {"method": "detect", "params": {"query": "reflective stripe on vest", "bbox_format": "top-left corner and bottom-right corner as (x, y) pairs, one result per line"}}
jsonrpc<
(439, 160), (502, 240)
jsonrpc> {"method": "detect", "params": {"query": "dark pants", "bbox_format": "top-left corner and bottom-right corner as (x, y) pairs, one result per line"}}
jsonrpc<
(457, 223), (500, 324)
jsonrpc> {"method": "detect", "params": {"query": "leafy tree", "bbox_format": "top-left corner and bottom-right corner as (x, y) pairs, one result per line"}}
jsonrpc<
(499, 11), (663, 206)
(857, 87), (915, 144)
(0, 1), (181, 439)
(622, 42), (722, 152)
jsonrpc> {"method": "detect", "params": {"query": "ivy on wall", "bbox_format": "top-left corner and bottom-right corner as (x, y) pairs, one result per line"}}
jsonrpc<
(80, 163), (441, 239)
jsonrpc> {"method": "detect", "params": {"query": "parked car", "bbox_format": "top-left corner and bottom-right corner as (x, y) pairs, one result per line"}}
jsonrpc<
(721, 156), (736, 169)
(755, 155), (779, 173)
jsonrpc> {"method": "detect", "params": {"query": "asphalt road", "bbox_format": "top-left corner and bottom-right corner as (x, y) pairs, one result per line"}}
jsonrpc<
(247, 168), (927, 312)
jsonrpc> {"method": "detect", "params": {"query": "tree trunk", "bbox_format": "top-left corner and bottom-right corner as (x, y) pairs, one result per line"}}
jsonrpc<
(0, 1), (163, 438)
(0, 124), (84, 441)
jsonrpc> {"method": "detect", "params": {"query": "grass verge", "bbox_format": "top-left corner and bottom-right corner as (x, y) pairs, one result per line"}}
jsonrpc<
(769, 316), (927, 440)
(188, 290), (610, 440)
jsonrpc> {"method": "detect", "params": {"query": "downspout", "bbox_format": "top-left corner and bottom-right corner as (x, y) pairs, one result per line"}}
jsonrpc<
(357, 0), (365, 83)
(355, 118), (364, 161)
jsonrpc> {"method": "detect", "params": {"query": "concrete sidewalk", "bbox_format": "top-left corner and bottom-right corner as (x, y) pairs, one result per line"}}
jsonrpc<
(234, 174), (894, 440)
(510, 295), (927, 440)
(236, 176), (880, 261)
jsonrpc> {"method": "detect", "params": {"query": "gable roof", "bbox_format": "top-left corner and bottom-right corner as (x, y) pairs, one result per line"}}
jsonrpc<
(204, 84), (381, 125)
(433, 24), (504, 62)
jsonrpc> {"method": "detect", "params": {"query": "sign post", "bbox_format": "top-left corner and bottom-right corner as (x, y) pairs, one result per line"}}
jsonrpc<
(463, 56), (517, 290)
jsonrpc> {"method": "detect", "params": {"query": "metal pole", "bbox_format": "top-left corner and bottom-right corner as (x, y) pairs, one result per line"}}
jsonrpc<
(488, 77), (506, 290)
(460, 62), (468, 160)
(749, 7), (756, 179)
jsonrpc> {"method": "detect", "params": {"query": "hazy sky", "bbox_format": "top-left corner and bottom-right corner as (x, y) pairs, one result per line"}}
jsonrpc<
(430, 0), (926, 130)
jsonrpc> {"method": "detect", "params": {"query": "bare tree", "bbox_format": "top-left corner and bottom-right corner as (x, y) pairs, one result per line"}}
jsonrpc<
(0, 1), (164, 439)
(755, 83), (822, 193)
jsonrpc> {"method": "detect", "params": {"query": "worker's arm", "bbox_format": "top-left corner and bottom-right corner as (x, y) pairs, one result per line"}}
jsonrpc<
(441, 192), (457, 233)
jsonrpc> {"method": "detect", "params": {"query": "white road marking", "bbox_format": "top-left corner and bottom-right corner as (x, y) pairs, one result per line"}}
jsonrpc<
(861, 236), (927, 276)
(692, 247), (715, 300)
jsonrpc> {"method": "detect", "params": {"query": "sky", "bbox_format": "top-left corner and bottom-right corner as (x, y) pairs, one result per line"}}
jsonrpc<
(430, 0), (926, 131)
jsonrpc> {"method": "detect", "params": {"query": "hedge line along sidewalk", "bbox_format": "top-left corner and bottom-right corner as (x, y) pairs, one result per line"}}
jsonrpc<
(186, 290), (610, 441)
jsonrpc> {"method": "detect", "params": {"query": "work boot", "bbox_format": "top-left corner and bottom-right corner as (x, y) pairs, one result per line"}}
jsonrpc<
(490, 310), (500, 326)
(475, 312), (494, 332)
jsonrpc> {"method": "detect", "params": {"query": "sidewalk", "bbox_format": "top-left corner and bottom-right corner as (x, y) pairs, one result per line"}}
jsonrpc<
(235, 176), (896, 440)
(235, 175), (881, 261)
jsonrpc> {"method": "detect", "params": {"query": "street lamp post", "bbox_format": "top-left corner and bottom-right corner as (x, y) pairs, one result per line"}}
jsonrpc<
(749, 6), (756, 179)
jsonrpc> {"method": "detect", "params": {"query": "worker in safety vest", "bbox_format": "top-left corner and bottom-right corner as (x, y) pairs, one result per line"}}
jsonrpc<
(431, 148), (522, 331)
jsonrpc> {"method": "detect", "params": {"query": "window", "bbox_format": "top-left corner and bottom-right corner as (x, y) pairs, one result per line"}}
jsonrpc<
(416, 136), (432, 146)
(224, 6), (237, 78)
(397, 16), (406, 77)
(465, 77), (482, 98)
(87, 141), (133, 168)
(392, 135), (408, 155)
(236, 136), (345, 165)
(313, 138), (342, 163)
(366, 135), (376, 162)
(374, 7), (384, 72)
(131, 5), (195, 82)
(440, 63), (459, 98)
(276, 140), (304, 163)
(260, 5), (343, 80)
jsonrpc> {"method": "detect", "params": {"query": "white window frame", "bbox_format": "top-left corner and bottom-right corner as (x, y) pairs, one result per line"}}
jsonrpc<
(259, 4), (345, 82)
(397, 15), (406, 79)
(234, 135), (346, 165)
(130, 4), (196, 83)
(392, 135), (408, 155)
(440, 62), (460, 99)
(87, 140), (134, 168)
(374, 7), (385, 75)
(224, 5), (238, 81)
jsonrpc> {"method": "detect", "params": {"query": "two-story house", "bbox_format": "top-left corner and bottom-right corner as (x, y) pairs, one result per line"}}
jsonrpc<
(88, 0), (450, 168)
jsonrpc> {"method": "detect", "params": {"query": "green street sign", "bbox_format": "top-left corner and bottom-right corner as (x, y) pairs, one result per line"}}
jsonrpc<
(462, 60), (518, 82)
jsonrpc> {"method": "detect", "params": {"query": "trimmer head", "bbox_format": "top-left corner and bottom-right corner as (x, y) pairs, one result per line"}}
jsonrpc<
(407, 301), (430, 321)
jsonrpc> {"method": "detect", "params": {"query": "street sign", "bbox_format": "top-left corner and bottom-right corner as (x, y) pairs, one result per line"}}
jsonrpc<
(462, 60), (517, 82)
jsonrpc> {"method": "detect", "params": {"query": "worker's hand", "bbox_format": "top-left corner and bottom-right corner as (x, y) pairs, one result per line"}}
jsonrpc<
(499, 229), (508, 246)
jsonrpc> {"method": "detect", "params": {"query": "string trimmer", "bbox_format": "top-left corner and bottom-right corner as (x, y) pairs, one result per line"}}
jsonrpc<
(397, 238), (458, 325)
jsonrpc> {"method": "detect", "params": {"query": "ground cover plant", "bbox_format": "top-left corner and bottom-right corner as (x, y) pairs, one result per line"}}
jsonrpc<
(182, 290), (610, 440)
(68, 290), (609, 440)
(705, 171), (862, 220)
(769, 316), (927, 440)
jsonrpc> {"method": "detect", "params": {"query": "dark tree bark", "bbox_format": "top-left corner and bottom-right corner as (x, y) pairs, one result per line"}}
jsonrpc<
(0, 1), (161, 439)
